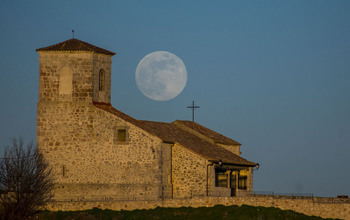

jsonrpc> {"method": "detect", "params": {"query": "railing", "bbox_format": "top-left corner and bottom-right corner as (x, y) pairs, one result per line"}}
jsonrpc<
(251, 191), (350, 204)
(252, 191), (314, 197)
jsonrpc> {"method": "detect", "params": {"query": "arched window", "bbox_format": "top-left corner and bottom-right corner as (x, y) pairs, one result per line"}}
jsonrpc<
(99, 69), (105, 91)
(59, 66), (73, 95)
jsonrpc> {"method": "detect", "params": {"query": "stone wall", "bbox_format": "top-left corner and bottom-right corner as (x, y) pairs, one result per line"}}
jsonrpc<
(46, 196), (350, 220)
(37, 101), (172, 201)
(172, 144), (207, 198)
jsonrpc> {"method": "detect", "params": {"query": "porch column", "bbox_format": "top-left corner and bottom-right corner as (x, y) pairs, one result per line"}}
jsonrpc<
(227, 170), (231, 188)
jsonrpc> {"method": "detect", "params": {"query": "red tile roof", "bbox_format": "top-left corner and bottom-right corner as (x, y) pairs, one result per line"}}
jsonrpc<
(93, 102), (256, 167)
(36, 38), (116, 55)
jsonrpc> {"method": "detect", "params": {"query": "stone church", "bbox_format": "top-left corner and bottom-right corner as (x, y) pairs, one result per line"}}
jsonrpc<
(36, 38), (258, 201)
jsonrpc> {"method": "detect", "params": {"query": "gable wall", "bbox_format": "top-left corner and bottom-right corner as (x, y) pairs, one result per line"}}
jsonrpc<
(217, 143), (241, 156)
(38, 102), (168, 201)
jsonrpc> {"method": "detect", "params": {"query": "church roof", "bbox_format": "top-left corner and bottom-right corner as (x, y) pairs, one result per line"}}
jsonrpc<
(94, 102), (256, 167)
(173, 120), (241, 145)
(36, 38), (116, 55)
(140, 120), (256, 166)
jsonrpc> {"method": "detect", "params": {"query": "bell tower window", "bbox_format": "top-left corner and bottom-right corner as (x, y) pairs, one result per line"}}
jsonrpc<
(99, 69), (105, 91)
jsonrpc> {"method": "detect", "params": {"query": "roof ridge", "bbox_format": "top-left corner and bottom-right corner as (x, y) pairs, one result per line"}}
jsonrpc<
(36, 38), (116, 55)
(173, 120), (241, 146)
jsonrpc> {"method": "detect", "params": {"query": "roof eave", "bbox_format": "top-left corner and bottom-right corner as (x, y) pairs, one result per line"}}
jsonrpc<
(36, 49), (116, 56)
(208, 159), (257, 167)
(214, 141), (242, 146)
(36, 38), (116, 56)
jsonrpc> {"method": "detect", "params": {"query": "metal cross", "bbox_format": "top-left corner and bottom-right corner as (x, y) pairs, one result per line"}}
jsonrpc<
(187, 101), (200, 122)
(72, 29), (75, 39)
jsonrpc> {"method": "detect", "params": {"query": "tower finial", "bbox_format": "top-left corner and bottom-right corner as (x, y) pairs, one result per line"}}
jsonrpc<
(72, 29), (75, 39)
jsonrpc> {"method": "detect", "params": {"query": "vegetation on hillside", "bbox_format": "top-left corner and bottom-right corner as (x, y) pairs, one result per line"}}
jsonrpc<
(33, 205), (339, 220)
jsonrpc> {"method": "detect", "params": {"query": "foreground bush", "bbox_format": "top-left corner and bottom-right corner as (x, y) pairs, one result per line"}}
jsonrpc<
(0, 138), (54, 219)
(34, 205), (339, 220)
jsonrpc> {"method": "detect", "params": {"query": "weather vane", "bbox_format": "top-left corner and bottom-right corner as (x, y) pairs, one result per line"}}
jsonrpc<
(72, 29), (75, 39)
(187, 101), (200, 122)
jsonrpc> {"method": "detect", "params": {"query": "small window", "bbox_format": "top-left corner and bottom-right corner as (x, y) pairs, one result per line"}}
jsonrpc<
(99, 69), (105, 91)
(215, 169), (228, 187)
(114, 126), (129, 144)
(118, 129), (126, 142)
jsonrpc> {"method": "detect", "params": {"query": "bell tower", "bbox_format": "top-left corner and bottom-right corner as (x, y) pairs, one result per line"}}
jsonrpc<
(36, 38), (115, 104)
(36, 39), (115, 186)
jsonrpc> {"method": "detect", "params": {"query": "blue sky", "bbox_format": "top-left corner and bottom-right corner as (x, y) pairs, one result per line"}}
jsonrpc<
(1, 1), (349, 197)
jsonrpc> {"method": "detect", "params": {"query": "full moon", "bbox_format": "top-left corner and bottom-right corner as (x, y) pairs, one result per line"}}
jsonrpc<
(135, 51), (187, 101)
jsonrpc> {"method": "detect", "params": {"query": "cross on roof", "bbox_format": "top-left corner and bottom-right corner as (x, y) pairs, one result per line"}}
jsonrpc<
(187, 101), (200, 122)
